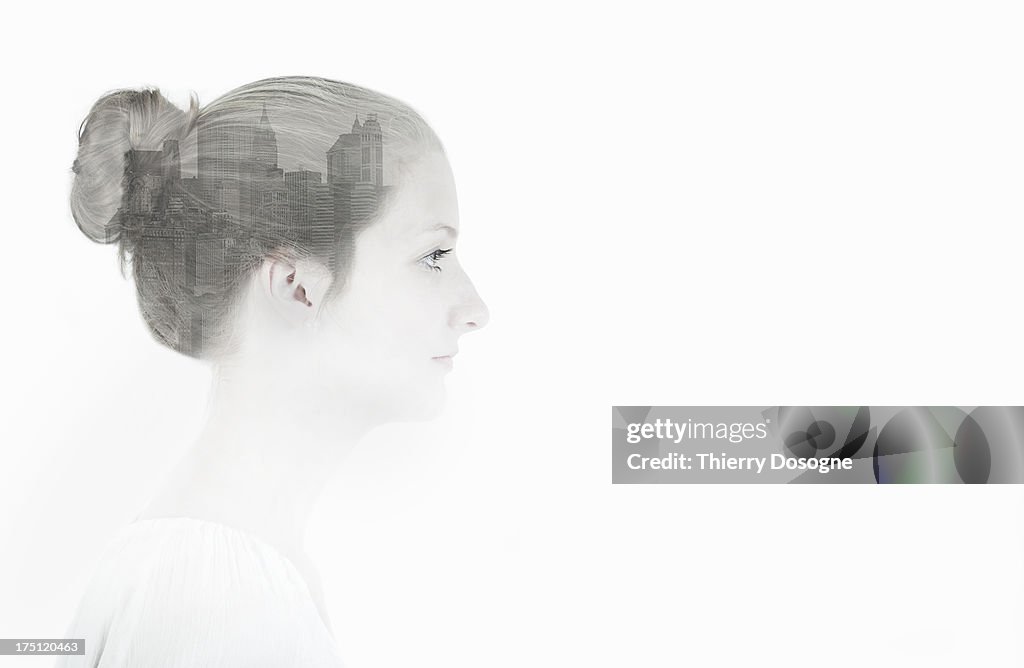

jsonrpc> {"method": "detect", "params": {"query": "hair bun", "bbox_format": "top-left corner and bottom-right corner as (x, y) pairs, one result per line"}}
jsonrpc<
(70, 87), (199, 244)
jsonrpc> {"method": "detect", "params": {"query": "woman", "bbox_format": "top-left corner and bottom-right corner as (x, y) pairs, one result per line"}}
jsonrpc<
(59, 76), (489, 666)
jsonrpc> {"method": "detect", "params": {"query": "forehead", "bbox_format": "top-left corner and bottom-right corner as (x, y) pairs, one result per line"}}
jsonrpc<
(378, 151), (458, 238)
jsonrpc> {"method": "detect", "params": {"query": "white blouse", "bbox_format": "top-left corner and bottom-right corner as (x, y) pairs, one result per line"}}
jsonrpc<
(55, 517), (345, 667)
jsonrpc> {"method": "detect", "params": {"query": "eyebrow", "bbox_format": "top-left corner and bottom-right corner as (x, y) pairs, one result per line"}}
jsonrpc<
(425, 223), (459, 239)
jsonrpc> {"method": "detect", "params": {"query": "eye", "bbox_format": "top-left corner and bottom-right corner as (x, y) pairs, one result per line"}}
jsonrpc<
(419, 248), (453, 273)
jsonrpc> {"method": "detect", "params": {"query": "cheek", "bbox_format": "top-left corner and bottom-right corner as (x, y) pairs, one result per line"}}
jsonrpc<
(305, 278), (449, 419)
(321, 271), (439, 363)
(373, 292), (441, 360)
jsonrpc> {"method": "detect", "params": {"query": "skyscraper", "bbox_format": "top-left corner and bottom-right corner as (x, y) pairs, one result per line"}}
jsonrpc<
(253, 103), (278, 174)
(326, 118), (363, 184)
(326, 114), (383, 187)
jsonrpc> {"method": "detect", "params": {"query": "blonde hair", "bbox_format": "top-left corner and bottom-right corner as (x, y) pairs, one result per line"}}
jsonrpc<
(71, 76), (444, 360)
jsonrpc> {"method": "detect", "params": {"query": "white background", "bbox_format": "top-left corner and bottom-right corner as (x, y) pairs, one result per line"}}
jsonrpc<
(2, 1), (1023, 666)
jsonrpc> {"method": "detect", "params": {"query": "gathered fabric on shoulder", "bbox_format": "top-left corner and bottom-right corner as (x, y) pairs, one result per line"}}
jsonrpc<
(55, 517), (345, 668)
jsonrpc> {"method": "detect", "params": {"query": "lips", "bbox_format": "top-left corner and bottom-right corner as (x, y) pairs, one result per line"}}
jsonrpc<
(432, 355), (454, 369)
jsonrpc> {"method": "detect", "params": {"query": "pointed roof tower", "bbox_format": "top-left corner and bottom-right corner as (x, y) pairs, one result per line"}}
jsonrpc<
(361, 113), (381, 135)
(253, 101), (278, 170)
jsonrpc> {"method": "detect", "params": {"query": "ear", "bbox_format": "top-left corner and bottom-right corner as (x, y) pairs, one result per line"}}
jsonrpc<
(257, 255), (334, 326)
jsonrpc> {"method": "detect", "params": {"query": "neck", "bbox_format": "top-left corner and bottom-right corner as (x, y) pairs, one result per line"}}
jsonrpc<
(138, 359), (373, 565)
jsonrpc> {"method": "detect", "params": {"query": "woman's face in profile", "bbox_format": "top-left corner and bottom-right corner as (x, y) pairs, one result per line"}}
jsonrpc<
(312, 150), (489, 422)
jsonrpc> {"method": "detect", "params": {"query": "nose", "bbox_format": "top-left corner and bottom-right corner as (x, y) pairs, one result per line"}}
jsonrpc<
(451, 275), (490, 333)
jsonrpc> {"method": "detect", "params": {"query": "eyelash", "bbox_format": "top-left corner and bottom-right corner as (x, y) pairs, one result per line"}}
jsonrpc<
(420, 248), (453, 273)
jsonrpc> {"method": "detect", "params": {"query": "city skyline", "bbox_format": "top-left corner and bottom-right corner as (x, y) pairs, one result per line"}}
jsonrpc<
(118, 106), (393, 357)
